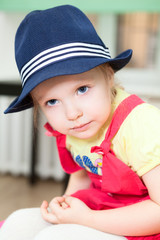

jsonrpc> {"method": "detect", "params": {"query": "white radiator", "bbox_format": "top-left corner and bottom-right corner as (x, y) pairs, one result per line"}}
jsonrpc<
(36, 113), (64, 181)
(0, 95), (64, 180)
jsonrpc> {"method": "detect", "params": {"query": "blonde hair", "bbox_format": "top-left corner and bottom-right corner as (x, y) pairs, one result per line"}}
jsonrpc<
(30, 93), (39, 128)
(97, 63), (118, 101)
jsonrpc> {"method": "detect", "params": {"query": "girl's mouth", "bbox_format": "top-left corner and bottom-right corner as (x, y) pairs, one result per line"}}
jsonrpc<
(72, 122), (92, 132)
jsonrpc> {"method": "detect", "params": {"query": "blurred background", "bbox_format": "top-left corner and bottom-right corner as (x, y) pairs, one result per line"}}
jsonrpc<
(0, 0), (160, 220)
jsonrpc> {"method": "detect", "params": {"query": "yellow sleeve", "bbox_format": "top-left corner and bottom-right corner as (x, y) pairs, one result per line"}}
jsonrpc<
(112, 103), (160, 177)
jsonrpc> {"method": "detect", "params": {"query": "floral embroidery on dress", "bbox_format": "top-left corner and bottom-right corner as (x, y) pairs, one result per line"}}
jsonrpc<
(75, 155), (85, 168)
(75, 155), (102, 175)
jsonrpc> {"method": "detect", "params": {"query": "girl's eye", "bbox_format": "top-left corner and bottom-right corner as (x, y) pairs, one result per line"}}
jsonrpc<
(46, 99), (58, 106)
(77, 86), (88, 95)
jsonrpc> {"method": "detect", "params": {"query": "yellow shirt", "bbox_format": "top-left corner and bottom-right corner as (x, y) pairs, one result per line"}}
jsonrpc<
(66, 88), (160, 177)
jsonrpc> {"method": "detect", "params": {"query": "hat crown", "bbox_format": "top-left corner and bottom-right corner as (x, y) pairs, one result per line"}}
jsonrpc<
(15, 5), (105, 73)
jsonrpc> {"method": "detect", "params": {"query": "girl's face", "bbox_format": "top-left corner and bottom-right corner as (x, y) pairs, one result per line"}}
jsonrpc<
(31, 66), (113, 139)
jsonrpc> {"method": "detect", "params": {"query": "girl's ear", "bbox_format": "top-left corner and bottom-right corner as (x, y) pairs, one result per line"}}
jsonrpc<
(104, 63), (115, 87)
(98, 63), (115, 88)
(103, 63), (117, 101)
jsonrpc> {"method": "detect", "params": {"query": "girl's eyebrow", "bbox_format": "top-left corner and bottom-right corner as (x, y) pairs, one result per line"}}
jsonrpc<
(74, 77), (94, 86)
(32, 93), (46, 103)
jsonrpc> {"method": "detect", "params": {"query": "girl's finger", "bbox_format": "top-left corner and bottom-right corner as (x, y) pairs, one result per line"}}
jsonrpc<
(50, 196), (65, 205)
(50, 197), (70, 210)
(61, 201), (70, 209)
(40, 201), (58, 224)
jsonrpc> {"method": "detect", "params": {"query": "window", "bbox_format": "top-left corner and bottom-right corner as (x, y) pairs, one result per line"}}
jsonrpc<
(117, 13), (159, 69)
(88, 13), (160, 97)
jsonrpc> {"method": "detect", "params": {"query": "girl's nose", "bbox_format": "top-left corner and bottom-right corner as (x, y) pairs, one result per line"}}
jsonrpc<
(65, 102), (83, 121)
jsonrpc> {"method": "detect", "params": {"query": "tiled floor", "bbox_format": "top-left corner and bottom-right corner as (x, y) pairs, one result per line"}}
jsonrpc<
(0, 174), (64, 220)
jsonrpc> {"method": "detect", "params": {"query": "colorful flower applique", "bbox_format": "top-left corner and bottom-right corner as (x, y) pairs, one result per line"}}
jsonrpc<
(94, 158), (103, 175)
(75, 155), (99, 174)
(75, 155), (85, 168)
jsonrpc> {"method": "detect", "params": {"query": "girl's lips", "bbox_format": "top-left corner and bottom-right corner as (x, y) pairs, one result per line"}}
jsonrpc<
(72, 122), (92, 132)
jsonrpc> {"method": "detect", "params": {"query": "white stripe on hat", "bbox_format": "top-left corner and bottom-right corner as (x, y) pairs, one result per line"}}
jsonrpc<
(21, 42), (111, 86)
(21, 46), (110, 80)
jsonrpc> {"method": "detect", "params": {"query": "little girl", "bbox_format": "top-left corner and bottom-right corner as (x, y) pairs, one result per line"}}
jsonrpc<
(1, 4), (160, 240)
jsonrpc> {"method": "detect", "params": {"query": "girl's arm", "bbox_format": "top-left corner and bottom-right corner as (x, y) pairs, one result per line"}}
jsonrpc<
(81, 164), (160, 236)
(88, 198), (160, 236)
(48, 165), (160, 236)
(64, 169), (91, 195)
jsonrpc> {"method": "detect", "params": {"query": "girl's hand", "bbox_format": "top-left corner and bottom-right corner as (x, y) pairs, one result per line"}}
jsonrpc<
(40, 196), (71, 224)
(49, 195), (92, 225)
(40, 199), (58, 224)
(41, 196), (92, 225)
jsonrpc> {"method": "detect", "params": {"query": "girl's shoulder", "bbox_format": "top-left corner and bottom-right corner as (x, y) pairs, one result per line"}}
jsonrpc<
(123, 100), (160, 130)
(113, 87), (160, 128)
(111, 87), (130, 113)
(114, 98), (160, 177)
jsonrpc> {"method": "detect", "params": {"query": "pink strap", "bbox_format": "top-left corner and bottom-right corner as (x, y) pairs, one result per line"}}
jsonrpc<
(44, 123), (82, 174)
(105, 94), (144, 141)
(44, 122), (61, 137)
(91, 94), (144, 155)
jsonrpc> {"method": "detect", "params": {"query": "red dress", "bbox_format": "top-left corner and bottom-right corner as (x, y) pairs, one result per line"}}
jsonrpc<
(45, 94), (160, 239)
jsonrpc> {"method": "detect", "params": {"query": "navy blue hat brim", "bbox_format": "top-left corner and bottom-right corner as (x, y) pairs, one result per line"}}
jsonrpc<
(4, 49), (132, 114)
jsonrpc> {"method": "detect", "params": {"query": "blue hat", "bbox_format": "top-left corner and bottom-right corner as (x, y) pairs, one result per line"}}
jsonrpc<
(5, 5), (132, 114)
